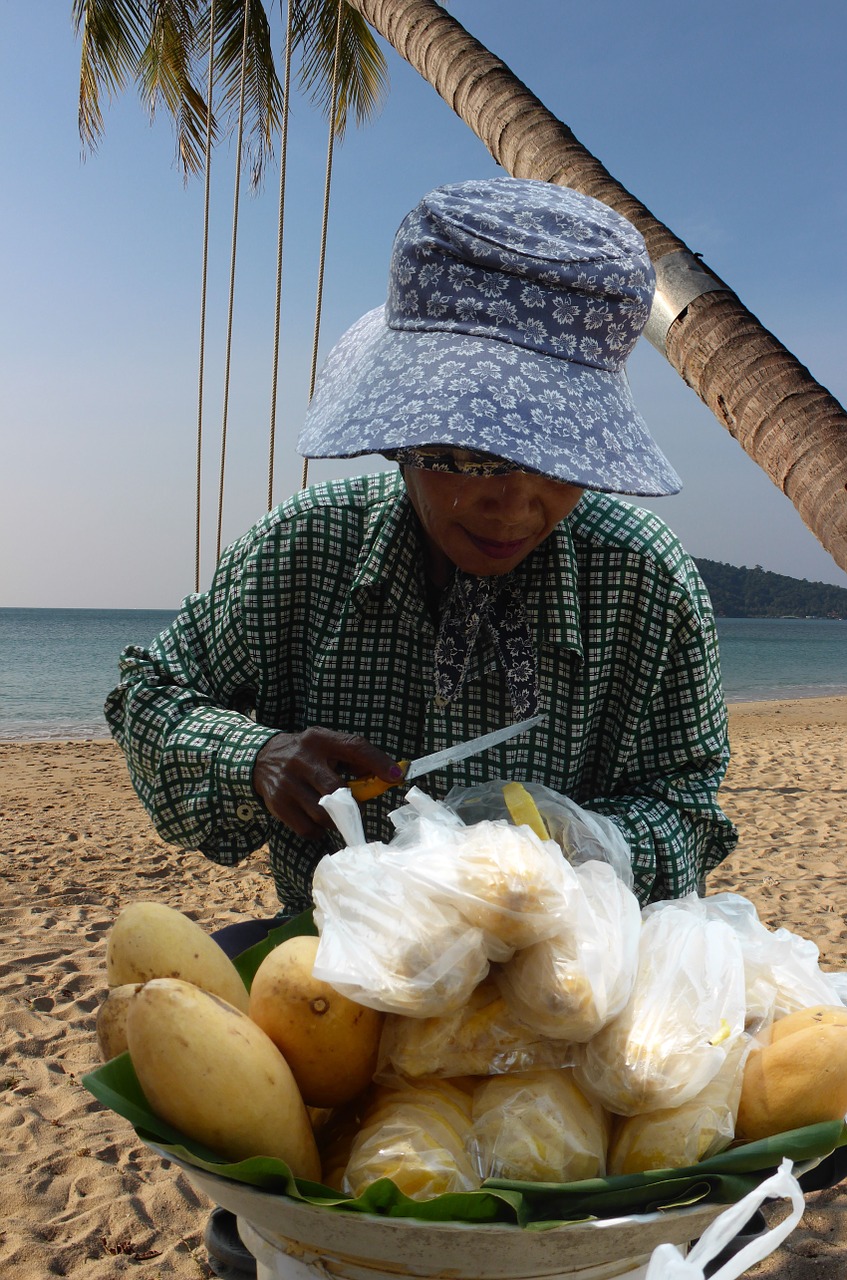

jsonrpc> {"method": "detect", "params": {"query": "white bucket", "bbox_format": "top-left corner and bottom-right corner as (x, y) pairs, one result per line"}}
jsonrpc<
(172, 1157), (725, 1280)
(238, 1214), (677, 1280)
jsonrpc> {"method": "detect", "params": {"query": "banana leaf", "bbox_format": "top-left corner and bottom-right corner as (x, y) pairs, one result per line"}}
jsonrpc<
(81, 1051), (847, 1228)
(231, 909), (318, 989)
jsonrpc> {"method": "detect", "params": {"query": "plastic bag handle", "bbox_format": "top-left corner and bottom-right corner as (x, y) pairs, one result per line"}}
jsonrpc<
(644, 1158), (804, 1279)
(318, 786), (368, 846)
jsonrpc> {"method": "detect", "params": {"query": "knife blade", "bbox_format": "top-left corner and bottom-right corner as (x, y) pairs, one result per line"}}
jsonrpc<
(349, 714), (546, 802)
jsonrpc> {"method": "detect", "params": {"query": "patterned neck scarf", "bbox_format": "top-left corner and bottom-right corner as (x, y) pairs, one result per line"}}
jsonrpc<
(433, 570), (539, 718)
(388, 449), (541, 716)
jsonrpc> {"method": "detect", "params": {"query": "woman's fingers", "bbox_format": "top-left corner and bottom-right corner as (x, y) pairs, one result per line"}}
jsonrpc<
(252, 728), (402, 837)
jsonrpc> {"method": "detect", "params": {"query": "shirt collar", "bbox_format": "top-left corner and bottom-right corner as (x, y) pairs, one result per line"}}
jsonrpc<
(523, 512), (584, 654)
(350, 481), (431, 625)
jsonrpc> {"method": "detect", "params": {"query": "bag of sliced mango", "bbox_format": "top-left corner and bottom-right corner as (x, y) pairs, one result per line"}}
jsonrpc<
(444, 778), (635, 886)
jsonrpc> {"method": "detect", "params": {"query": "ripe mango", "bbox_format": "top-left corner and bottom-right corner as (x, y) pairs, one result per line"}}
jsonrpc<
(106, 900), (249, 1013)
(769, 1004), (847, 1044)
(736, 1023), (847, 1141)
(249, 935), (384, 1107)
(96, 982), (143, 1061)
(127, 977), (321, 1178)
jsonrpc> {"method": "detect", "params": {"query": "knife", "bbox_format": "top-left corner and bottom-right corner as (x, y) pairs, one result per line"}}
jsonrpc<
(348, 714), (546, 802)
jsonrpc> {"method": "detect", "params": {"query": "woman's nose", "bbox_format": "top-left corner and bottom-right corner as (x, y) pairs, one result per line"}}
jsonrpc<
(481, 473), (538, 519)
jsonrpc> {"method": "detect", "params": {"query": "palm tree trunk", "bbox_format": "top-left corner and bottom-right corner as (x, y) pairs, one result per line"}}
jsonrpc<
(347, 0), (847, 573)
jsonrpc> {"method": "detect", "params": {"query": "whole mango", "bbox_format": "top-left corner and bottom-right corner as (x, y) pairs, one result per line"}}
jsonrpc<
(249, 935), (384, 1108)
(127, 977), (321, 1178)
(736, 1023), (847, 1140)
(106, 901), (249, 1013)
(96, 982), (143, 1061)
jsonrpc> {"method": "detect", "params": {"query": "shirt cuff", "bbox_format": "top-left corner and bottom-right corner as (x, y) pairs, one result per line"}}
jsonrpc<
(209, 717), (280, 838)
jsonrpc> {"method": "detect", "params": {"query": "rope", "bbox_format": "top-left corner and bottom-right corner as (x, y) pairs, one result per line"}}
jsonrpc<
(215, 0), (252, 564)
(267, 0), (295, 512)
(301, 0), (344, 494)
(194, 0), (217, 592)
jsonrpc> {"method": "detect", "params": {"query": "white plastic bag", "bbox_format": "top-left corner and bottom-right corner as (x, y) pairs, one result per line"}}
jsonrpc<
(573, 898), (746, 1115)
(311, 841), (490, 1016)
(643, 1158), (804, 1279)
(388, 784), (466, 832)
(826, 972), (847, 1006)
(318, 785), (367, 847)
(443, 780), (635, 887)
(388, 805), (582, 960)
(495, 860), (642, 1041)
(700, 891), (844, 1026)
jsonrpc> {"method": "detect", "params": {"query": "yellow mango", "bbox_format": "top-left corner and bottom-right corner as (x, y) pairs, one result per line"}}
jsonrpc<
(503, 782), (550, 841)
(96, 982), (143, 1061)
(127, 977), (321, 1178)
(106, 901), (249, 1013)
(736, 1023), (847, 1141)
(769, 1004), (847, 1043)
(249, 934), (384, 1108)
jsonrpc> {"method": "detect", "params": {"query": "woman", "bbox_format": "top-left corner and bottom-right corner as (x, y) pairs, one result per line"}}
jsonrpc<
(107, 177), (737, 929)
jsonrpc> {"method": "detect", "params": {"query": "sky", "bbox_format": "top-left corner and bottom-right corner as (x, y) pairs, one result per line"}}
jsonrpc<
(2, 1), (846, 609)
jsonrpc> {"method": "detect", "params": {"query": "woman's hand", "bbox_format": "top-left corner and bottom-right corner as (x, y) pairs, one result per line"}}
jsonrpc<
(252, 728), (404, 838)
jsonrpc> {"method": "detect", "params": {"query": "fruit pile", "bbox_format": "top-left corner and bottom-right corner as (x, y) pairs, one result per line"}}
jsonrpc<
(95, 788), (847, 1200)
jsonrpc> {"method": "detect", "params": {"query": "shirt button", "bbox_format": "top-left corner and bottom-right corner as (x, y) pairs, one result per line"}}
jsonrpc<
(236, 803), (255, 822)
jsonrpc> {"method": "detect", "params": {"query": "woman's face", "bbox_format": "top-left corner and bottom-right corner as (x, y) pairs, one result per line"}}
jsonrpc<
(403, 464), (584, 584)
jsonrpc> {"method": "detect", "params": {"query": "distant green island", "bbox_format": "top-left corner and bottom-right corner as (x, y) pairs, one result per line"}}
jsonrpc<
(694, 559), (847, 619)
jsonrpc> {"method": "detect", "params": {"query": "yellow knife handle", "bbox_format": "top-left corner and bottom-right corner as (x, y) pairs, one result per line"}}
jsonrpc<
(349, 760), (410, 803)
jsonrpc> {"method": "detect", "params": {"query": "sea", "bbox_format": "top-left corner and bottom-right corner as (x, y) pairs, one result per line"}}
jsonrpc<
(1, 608), (846, 741)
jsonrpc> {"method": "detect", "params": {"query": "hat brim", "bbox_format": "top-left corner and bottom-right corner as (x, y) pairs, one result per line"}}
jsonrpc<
(297, 307), (681, 497)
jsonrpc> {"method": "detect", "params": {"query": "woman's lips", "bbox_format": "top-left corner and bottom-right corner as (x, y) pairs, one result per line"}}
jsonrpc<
(465, 530), (531, 559)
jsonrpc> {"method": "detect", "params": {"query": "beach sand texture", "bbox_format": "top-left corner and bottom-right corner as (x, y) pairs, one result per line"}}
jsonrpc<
(2, 697), (847, 1278)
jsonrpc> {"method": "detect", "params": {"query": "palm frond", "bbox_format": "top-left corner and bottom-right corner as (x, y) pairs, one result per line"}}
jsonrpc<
(74, 0), (387, 181)
(290, 0), (389, 139)
(211, 0), (285, 187)
(137, 0), (217, 177)
(73, 0), (149, 150)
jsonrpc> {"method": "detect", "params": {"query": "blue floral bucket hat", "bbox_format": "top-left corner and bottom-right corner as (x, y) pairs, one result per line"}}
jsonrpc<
(298, 177), (681, 496)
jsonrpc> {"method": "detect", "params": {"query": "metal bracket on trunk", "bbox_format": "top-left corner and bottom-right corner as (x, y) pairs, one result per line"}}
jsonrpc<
(643, 249), (727, 354)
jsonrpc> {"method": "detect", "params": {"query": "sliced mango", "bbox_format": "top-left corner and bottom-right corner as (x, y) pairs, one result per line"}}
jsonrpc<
(503, 781), (549, 840)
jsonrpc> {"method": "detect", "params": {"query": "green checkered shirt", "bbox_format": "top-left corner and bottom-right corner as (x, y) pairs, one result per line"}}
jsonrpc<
(106, 471), (737, 911)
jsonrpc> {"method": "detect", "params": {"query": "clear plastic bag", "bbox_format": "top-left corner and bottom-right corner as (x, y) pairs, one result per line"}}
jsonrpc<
(340, 1078), (480, 1200)
(468, 1067), (610, 1183)
(825, 972), (847, 1006)
(443, 780), (634, 888)
(607, 1033), (750, 1175)
(312, 841), (490, 1017)
(698, 891), (844, 1028)
(375, 976), (574, 1084)
(495, 860), (642, 1042)
(573, 898), (746, 1115)
(384, 794), (583, 960)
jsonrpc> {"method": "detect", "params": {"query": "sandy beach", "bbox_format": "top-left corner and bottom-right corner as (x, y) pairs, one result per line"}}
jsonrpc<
(3, 697), (847, 1278)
